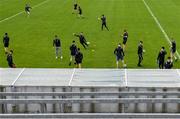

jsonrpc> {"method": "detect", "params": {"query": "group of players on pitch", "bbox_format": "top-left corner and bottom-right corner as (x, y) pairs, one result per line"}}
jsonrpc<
(2, 2), (178, 69)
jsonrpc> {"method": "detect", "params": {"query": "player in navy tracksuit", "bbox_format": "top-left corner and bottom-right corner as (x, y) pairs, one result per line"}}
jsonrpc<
(73, 32), (89, 49)
(164, 57), (173, 69)
(7, 50), (16, 68)
(53, 35), (63, 59)
(114, 44), (125, 68)
(101, 14), (109, 31)
(3, 33), (10, 53)
(25, 4), (32, 16)
(69, 41), (78, 66)
(75, 48), (83, 68)
(170, 39), (177, 61)
(137, 41), (144, 67)
(157, 47), (167, 69)
(121, 30), (128, 51)
(72, 3), (78, 14)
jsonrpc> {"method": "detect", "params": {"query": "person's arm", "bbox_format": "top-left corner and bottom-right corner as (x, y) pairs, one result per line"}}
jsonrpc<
(114, 49), (116, 55)
(122, 49), (125, 56)
(157, 52), (160, 60)
(83, 36), (87, 42)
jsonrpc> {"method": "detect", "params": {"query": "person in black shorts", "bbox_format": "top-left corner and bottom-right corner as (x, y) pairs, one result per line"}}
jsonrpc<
(100, 14), (109, 31)
(170, 38), (177, 61)
(157, 47), (167, 69)
(75, 48), (83, 68)
(164, 57), (173, 69)
(78, 6), (83, 18)
(25, 4), (32, 16)
(72, 3), (78, 14)
(7, 50), (16, 68)
(73, 32), (89, 49)
(3, 33), (10, 53)
(69, 41), (78, 66)
(137, 41), (144, 67)
(53, 35), (63, 59)
(114, 43), (125, 68)
(121, 29), (128, 51)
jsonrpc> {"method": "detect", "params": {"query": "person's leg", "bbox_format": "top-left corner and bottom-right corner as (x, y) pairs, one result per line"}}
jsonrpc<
(81, 42), (86, 49)
(138, 54), (141, 66)
(122, 60), (125, 68)
(116, 61), (119, 68)
(55, 47), (58, 59)
(4, 47), (8, 53)
(79, 63), (81, 68)
(84, 42), (88, 47)
(162, 60), (164, 69)
(123, 44), (125, 51)
(159, 62), (161, 69)
(104, 24), (109, 31)
(59, 47), (63, 59)
(101, 24), (104, 30)
(69, 56), (73, 66)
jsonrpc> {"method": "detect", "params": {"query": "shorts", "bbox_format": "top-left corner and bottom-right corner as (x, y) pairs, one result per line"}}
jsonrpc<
(102, 23), (106, 26)
(71, 53), (76, 57)
(116, 56), (123, 61)
(123, 39), (127, 45)
(4, 43), (9, 47)
(171, 48), (176, 53)
(76, 60), (82, 64)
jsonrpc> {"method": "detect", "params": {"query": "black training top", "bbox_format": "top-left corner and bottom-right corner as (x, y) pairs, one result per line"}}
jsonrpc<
(70, 44), (77, 55)
(138, 44), (143, 54)
(123, 32), (128, 40)
(3, 36), (9, 44)
(53, 38), (61, 47)
(157, 50), (167, 61)
(101, 16), (106, 24)
(114, 46), (124, 57)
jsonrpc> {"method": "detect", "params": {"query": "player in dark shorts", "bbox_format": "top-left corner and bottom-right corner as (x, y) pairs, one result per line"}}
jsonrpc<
(121, 29), (128, 51)
(73, 32), (89, 49)
(164, 57), (173, 69)
(3, 33), (10, 53)
(69, 41), (78, 66)
(114, 44), (125, 68)
(25, 4), (32, 16)
(72, 3), (78, 14)
(137, 41), (144, 67)
(170, 39), (177, 61)
(7, 50), (16, 68)
(100, 14), (109, 31)
(78, 6), (83, 18)
(75, 48), (83, 68)
(157, 47), (167, 69)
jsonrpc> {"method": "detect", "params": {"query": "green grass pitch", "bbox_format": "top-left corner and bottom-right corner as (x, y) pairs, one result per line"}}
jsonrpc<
(0, 0), (179, 68)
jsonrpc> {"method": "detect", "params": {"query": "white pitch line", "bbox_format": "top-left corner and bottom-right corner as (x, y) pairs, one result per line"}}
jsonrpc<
(0, 0), (50, 23)
(11, 68), (25, 86)
(142, 0), (180, 59)
(69, 68), (76, 86)
(124, 69), (128, 87)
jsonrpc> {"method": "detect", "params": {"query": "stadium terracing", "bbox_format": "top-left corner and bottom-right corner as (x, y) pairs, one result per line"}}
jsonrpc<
(0, 68), (180, 118)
